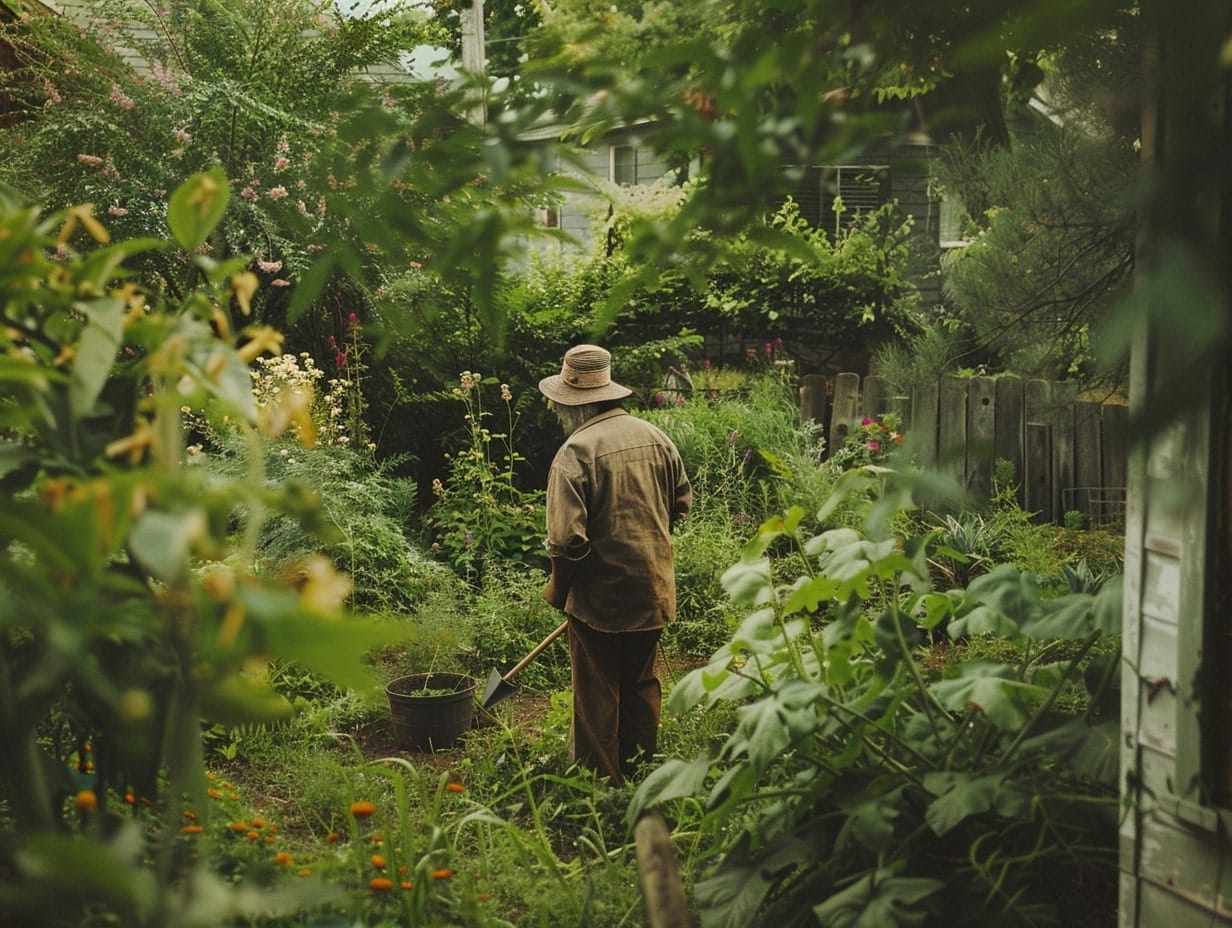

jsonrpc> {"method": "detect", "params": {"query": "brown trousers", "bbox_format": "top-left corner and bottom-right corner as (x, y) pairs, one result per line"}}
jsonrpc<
(567, 616), (662, 785)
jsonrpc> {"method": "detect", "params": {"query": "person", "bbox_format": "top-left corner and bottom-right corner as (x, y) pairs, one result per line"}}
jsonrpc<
(538, 344), (692, 785)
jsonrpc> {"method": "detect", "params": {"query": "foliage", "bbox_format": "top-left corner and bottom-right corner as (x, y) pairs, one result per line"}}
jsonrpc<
(0, 177), (403, 923)
(630, 473), (1123, 928)
(426, 370), (547, 584)
(934, 126), (1138, 382)
(0, 0), (448, 328)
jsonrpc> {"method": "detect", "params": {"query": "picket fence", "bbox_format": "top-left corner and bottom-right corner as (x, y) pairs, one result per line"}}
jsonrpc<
(798, 373), (1129, 527)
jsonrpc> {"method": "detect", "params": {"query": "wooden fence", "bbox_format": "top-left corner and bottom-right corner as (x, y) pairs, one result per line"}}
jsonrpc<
(799, 373), (1129, 527)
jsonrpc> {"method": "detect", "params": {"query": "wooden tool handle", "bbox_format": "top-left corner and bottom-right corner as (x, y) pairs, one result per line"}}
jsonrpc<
(504, 619), (569, 681)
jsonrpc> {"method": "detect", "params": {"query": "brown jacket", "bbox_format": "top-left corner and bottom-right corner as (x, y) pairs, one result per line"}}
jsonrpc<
(543, 409), (692, 632)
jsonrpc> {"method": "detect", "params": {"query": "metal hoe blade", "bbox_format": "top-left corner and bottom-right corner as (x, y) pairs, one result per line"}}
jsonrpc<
(480, 619), (569, 709)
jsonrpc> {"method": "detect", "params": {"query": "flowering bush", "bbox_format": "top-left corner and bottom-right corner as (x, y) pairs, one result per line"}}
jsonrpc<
(826, 413), (906, 471)
(427, 372), (546, 583)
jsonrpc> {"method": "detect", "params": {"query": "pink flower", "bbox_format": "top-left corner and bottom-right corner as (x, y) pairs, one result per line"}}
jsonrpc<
(266, 186), (289, 200)
(107, 205), (129, 217)
(861, 417), (873, 426)
(271, 278), (290, 287)
(336, 352), (347, 367)
(256, 259), (283, 273)
(867, 441), (881, 451)
(701, 358), (710, 369)
(347, 312), (359, 326)
(108, 84), (135, 110)
(326, 335), (337, 348)
(240, 187), (257, 201)
(274, 157), (290, 171)
(173, 128), (192, 145)
(76, 153), (104, 167)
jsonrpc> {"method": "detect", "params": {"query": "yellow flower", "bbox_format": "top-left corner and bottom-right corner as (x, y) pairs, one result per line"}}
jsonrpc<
(230, 271), (260, 317)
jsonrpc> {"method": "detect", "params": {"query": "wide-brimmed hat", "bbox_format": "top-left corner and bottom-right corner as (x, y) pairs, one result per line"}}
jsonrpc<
(538, 344), (632, 406)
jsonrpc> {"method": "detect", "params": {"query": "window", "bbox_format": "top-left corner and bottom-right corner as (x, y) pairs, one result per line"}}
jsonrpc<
(785, 164), (889, 235)
(612, 145), (638, 186)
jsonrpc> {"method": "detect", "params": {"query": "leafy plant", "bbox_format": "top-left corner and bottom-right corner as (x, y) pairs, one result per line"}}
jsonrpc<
(427, 371), (547, 584)
(630, 471), (1123, 928)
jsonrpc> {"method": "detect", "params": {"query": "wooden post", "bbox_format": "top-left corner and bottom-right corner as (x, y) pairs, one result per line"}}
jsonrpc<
(967, 375), (997, 499)
(635, 810), (690, 928)
(1024, 379), (1053, 522)
(1073, 400), (1103, 525)
(994, 376), (1025, 505)
(799, 374), (829, 427)
(1100, 402), (1129, 527)
(910, 380), (939, 467)
(938, 376), (968, 485)
(829, 372), (861, 458)
(1051, 382), (1079, 521)
(862, 375), (891, 419)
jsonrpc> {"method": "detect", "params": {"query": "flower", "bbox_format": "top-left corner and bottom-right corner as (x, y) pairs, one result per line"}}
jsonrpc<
(256, 259), (283, 274)
(350, 800), (377, 818)
(181, 824), (204, 834)
(861, 417), (873, 426)
(371, 854), (387, 869)
(867, 441), (881, 451)
(445, 782), (466, 793)
(76, 153), (104, 167)
(74, 789), (98, 813)
(431, 868), (454, 880)
(274, 852), (294, 866)
(400, 881), (413, 890)
(267, 185), (290, 200)
(369, 877), (394, 892)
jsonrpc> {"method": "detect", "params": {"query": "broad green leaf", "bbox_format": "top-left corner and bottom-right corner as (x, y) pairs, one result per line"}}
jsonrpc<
(259, 611), (402, 693)
(812, 868), (943, 928)
(929, 662), (1049, 730)
(1092, 575), (1124, 635)
(202, 672), (294, 726)
(626, 756), (711, 829)
(965, 565), (1042, 626)
(784, 574), (839, 614)
(129, 509), (208, 583)
(733, 680), (822, 771)
(1019, 592), (1096, 640)
(720, 556), (772, 606)
(836, 784), (905, 852)
(71, 296), (125, 416)
(947, 604), (1019, 638)
(1017, 718), (1119, 785)
(922, 771), (1002, 835)
(695, 833), (808, 928)
(167, 168), (230, 250)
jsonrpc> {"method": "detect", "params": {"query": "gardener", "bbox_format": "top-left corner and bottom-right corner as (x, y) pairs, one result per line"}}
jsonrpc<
(538, 344), (692, 785)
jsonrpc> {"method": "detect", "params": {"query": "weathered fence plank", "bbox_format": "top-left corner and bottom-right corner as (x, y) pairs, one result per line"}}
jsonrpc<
(1051, 382), (1079, 520)
(938, 376), (968, 483)
(967, 376), (997, 497)
(994, 376), (1025, 505)
(911, 381), (939, 466)
(800, 372), (1126, 526)
(800, 374), (829, 428)
(830, 372), (861, 454)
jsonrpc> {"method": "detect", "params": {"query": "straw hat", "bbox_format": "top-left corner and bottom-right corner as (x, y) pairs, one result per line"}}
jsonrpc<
(538, 344), (632, 406)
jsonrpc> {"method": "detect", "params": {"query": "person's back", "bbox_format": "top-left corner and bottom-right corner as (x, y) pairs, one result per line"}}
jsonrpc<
(537, 345), (692, 784)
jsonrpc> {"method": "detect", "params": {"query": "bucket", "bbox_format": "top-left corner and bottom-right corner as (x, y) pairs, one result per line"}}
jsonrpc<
(385, 672), (477, 751)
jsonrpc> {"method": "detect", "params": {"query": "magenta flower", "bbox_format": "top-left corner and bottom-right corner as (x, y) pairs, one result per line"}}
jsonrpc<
(336, 352), (347, 367)
(348, 312), (359, 326)
(867, 441), (881, 451)
(701, 358), (711, 370)
(861, 417), (873, 426)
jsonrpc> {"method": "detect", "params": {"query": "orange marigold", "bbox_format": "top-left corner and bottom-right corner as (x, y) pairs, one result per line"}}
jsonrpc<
(445, 782), (465, 793)
(250, 817), (266, 828)
(298, 868), (312, 878)
(74, 789), (98, 813)
(246, 831), (260, 841)
(208, 788), (223, 800)
(181, 824), (204, 835)
(229, 822), (248, 832)
(274, 852), (293, 866)
(369, 877), (394, 892)
(326, 831), (341, 843)
(349, 800), (377, 818)
(400, 881), (413, 891)
(371, 854), (387, 869)
(431, 868), (453, 880)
